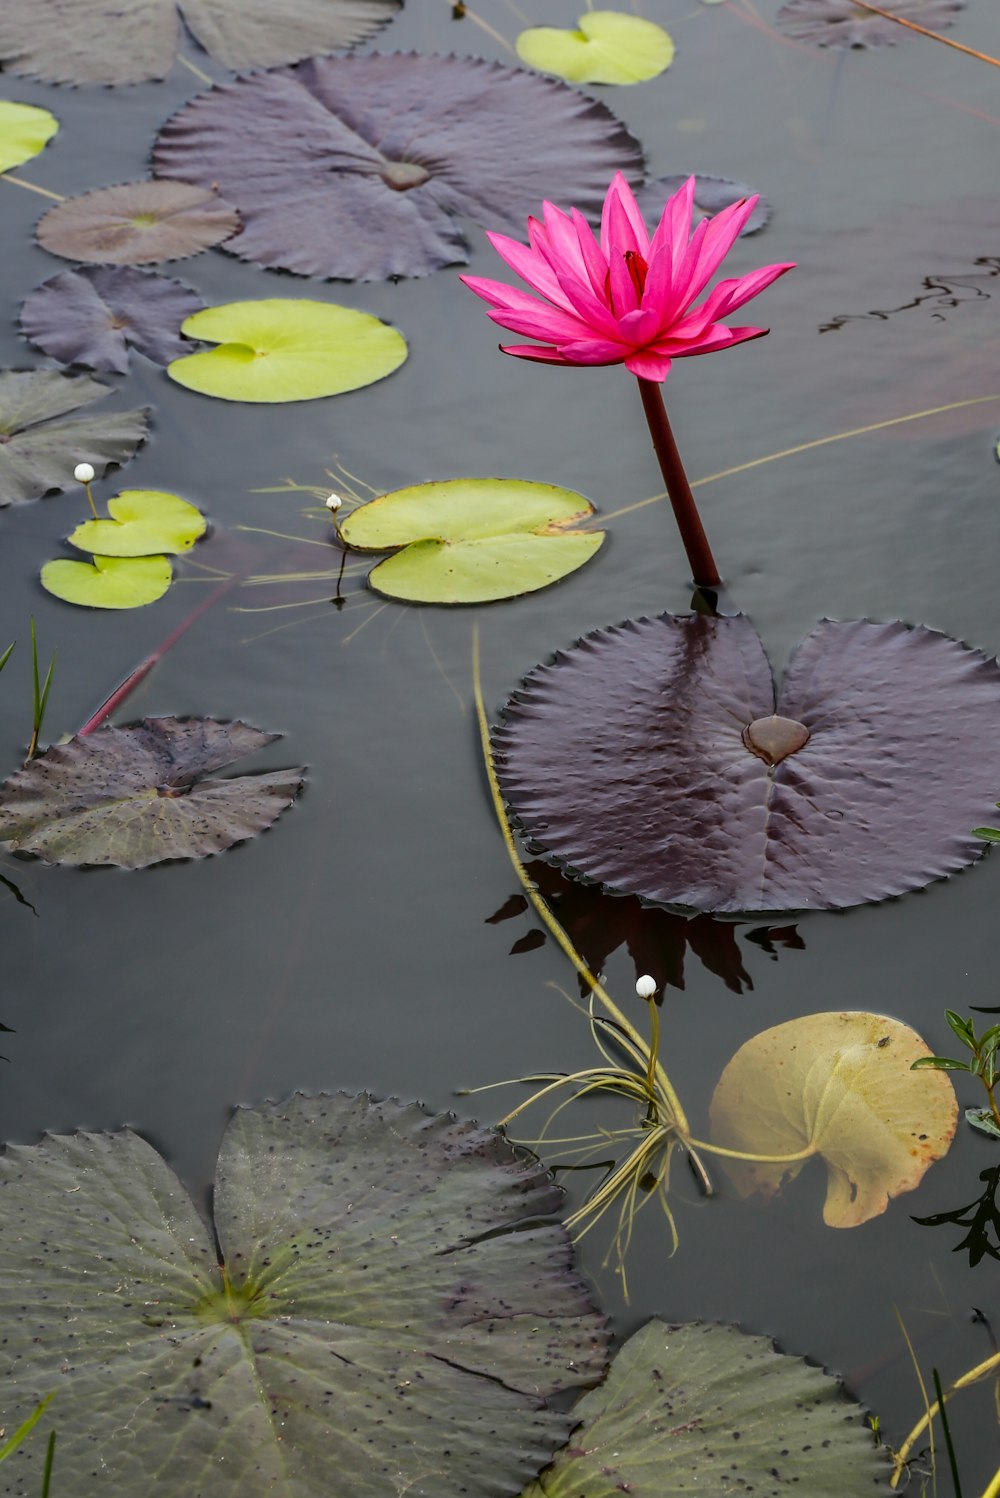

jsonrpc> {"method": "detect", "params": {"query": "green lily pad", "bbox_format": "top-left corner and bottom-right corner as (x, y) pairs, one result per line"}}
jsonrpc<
(40, 553), (173, 610)
(0, 369), (148, 506)
(0, 718), (304, 867)
(168, 299), (408, 403)
(515, 12), (675, 85)
(0, 1092), (607, 1494)
(339, 478), (605, 604)
(0, 99), (57, 173)
(521, 1320), (892, 1497)
(68, 489), (206, 557)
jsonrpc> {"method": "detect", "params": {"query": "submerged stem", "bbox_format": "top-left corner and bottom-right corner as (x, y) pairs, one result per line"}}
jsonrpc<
(636, 377), (721, 587)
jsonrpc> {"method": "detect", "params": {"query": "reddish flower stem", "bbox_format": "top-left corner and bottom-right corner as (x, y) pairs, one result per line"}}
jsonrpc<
(636, 377), (721, 588)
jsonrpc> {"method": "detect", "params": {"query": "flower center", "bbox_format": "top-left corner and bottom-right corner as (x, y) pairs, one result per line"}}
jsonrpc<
(624, 249), (648, 298)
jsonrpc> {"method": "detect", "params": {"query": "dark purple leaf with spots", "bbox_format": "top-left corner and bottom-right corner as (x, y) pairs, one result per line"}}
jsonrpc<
(777, 0), (963, 49)
(495, 615), (1000, 913)
(0, 717), (304, 868)
(0, 369), (148, 505)
(21, 266), (206, 374)
(636, 175), (771, 236)
(152, 53), (644, 281)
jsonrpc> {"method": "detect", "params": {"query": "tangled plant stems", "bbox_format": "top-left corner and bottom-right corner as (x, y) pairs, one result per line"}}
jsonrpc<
(462, 173), (794, 587)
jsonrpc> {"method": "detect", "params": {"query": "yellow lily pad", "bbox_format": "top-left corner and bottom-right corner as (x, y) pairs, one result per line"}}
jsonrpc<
(515, 12), (675, 86)
(709, 1011), (958, 1227)
(0, 100), (58, 174)
(68, 489), (206, 557)
(41, 554), (172, 609)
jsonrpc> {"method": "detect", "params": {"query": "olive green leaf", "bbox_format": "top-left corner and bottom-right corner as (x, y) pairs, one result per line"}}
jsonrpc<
(40, 554), (173, 610)
(0, 99), (57, 173)
(516, 12), (675, 85)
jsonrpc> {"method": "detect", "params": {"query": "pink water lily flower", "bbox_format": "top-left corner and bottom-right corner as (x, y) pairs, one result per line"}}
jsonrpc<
(461, 173), (794, 383)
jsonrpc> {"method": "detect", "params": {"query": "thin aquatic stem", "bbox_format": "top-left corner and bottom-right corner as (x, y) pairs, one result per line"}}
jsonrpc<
(635, 377), (721, 587)
(687, 1137), (817, 1165)
(891, 1349), (1000, 1487)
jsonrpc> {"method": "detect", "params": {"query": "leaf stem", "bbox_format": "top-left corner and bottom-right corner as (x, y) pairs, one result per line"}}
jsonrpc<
(636, 377), (721, 587)
(933, 1367), (964, 1498)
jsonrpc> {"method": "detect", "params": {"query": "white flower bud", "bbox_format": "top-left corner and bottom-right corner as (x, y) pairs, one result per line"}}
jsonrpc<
(635, 975), (657, 999)
(74, 462), (96, 484)
(324, 492), (343, 511)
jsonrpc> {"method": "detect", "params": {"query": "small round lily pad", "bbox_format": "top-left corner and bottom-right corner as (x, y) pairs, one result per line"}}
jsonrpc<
(339, 478), (605, 604)
(168, 299), (408, 403)
(516, 12), (675, 85)
(35, 179), (241, 266)
(41, 554), (173, 609)
(0, 100), (58, 174)
(68, 490), (206, 557)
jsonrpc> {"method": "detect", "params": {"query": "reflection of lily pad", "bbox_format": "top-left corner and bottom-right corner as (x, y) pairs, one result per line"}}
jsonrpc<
(41, 553), (173, 609)
(636, 173), (770, 236)
(521, 1320), (891, 1497)
(21, 266), (205, 373)
(709, 1012), (958, 1227)
(515, 12), (674, 85)
(36, 180), (240, 266)
(0, 100), (57, 173)
(68, 490), (206, 556)
(153, 53), (643, 280)
(496, 614), (1000, 912)
(777, 0), (962, 48)
(168, 299), (407, 402)
(0, 1092), (607, 1495)
(0, 0), (401, 85)
(0, 718), (303, 867)
(340, 479), (604, 604)
(0, 369), (148, 506)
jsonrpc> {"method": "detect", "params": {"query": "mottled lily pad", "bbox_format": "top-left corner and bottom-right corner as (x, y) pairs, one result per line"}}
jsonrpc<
(41, 553), (173, 609)
(710, 1012), (958, 1225)
(0, 0), (401, 86)
(68, 489), (206, 556)
(495, 614), (1000, 913)
(0, 718), (303, 866)
(168, 299), (407, 402)
(152, 53), (643, 280)
(340, 479), (604, 603)
(21, 266), (205, 373)
(0, 369), (148, 506)
(636, 173), (770, 236)
(521, 1320), (892, 1496)
(515, 12), (675, 86)
(777, 0), (963, 48)
(0, 99), (57, 173)
(0, 1092), (607, 1496)
(35, 180), (240, 266)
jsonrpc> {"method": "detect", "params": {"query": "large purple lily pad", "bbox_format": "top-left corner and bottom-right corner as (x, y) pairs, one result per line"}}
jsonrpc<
(495, 615), (1000, 914)
(152, 53), (643, 281)
(777, 0), (963, 49)
(21, 266), (205, 374)
(0, 0), (401, 86)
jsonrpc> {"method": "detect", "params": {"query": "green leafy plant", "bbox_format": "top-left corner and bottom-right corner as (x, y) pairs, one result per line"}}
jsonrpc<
(0, 1392), (54, 1489)
(912, 1010), (1000, 1139)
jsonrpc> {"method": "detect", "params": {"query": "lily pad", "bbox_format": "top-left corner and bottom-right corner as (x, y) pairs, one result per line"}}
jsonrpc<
(521, 1320), (891, 1497)
(152, 53), (643, 280)
(515, 12), (675, 86)
(41, 553), (173, 609)
(0, 1092), (607, 1495)
(0, 718), (303, 866)
(494, 614), (1000, 913)
(168, 299), (407, 403)
(0, 369), (148, 506)
(68, 489), (206, 556)
(0, 99), (57, 173)
(709, 1012), (958, 1226)
(776, 0), (963, 48)
(0, 0), (401, 86)
(340, 479), (604, 604)
(636, 173), (770, 236)
(35, 180), (241, 266)
(21, 266), (206, 373)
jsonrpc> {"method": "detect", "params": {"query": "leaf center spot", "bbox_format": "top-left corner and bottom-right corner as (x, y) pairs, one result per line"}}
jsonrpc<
(742, 715), (810, 766)
(193, 1275), (267, 1326)
(156, 783), (190, 798)
(129, 213), (160, 228)
(379, 159), (431, 192)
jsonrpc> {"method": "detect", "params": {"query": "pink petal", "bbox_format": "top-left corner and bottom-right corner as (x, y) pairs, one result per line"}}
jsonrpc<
(460, 276), (586, 332)
(569, 207), (610, 297)
(671, 325), (769, 358)
(674, 196), (759, 308)
(484, 302), (598, 342)
(485, 230), (574, 310)
(607, 248), (640, 318)
(559, 337), (631, 365)
(648, 176), (696, 278)
(499, 342), (574, 365)
(624, 349), (673, 381)
(600, 176), (649, 261)
(549, 266), (621, 336)
(539, 199), (596, 285)
(698, 261), (796, 320)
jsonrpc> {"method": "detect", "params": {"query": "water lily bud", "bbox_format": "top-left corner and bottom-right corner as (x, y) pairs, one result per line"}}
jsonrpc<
(324, 492), (343, 512)
(74, 462), (96, 484)
(635, 974), (657, 999)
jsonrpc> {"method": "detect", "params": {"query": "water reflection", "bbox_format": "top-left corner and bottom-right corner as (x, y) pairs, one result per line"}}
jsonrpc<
(912, 1165), (1000, 1268)
(486, 859), (804, 996)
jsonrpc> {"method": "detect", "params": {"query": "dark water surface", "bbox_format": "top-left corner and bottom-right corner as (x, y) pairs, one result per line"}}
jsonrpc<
(2, 0), (1000, 1489)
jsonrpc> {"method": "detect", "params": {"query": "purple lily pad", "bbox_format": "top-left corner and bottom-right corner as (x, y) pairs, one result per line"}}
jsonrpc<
(777, 0), (963, 49)
(21, 266), (206, 374)
(636, 175), (771, 237)
(35, 180), (241, 267)
(152, 53), (644, 281)
(495, 614), (1000, 914)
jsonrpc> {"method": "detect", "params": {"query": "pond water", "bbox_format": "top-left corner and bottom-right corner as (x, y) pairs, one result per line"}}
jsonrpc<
(1, 0), (999, 1491)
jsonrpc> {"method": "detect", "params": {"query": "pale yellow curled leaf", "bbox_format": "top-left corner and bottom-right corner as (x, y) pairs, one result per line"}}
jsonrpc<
(709, 1012), (957, 1228)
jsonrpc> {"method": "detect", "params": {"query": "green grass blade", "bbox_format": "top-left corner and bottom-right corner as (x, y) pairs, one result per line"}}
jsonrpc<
(0, 1392), (53, 1464)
